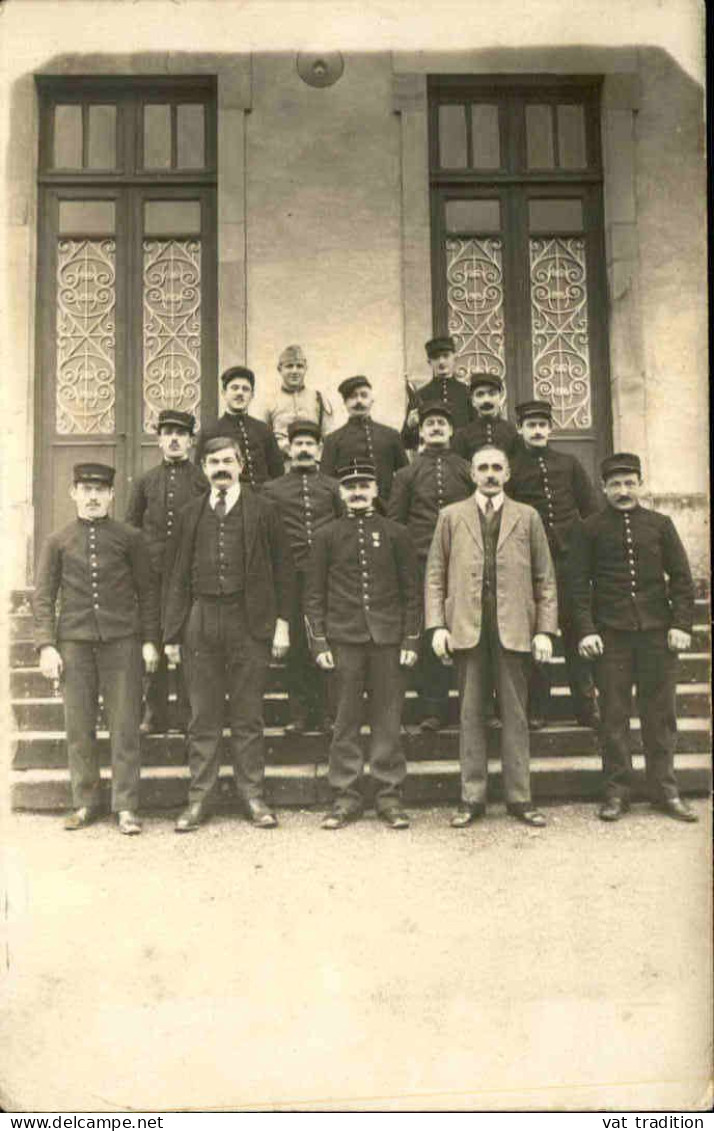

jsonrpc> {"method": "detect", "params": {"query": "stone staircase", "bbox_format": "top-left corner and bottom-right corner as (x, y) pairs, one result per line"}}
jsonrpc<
(8, 587), (712, 811)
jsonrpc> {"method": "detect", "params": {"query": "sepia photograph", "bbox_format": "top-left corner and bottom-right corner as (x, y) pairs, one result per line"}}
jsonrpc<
(0, 0), (710, 1114)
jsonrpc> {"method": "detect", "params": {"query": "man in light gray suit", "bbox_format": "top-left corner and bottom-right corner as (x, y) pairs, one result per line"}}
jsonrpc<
(425, 445), (558, 827)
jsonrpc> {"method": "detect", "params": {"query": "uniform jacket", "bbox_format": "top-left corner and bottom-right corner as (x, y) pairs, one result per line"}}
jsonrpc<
(320, 417), (408, 501)
(425, 496), (558, 652)
(125, 459), (208, 571)
(568, 504), (695, 639)
(262, 467), (342, 571)
(262, 386), (334, 454)
(195, 412), (284, 486)
(33, 517), (160, 648)
(386, 448), (473, 559)
(304, 512), (421, 653)
(452, 416), (519, 463)
(401, 377), (473, 449)
(163, 487), (295, 644)
(506, 444), (599, 558)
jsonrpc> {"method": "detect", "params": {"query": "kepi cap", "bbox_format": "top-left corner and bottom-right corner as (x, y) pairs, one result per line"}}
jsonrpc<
(338, 375), (371, 400)
(221, 365), (255, 390)
(601, 452), (642, 481)
(337, 459), (377, 484)
(287, 419), (321, 442)
(419, 401), (454, 425)
(157, 408), (196, 434)
(73, 462), (115, 486)
(470, 372), (504, 393)
(425, 336), (456, 358)
(516, 399), (553, 425)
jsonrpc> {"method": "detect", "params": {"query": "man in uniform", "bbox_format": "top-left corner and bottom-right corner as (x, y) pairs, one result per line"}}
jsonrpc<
(451, 373), (519, 463)
(195, 365), (284, 488)
(305, 460), (420, 829)
(569, 452), (697, 823)
(401, 335), (473, 450)
(125, 408), (208, 733)
(262, 344), (333, 462)
(163, 436), (294, 832)
(387, 402), (473, 729)
(507, 399), (600, 728)
(32, 463), (160, 834)
(320, 375), (407, 502)
(263, 419), (342, 733)
(425, 446), (558, 828)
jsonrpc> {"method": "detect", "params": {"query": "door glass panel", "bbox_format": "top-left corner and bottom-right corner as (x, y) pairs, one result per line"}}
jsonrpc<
(58, 200), (116, 235)
(438, 104), (468, 168)
(176, 104), (205, 169)
(528, 199), (583, 232)
(144, 200), (201, 236)
(143, 237), (202, 431)
(445, 199), (501, 233)
(470, 104), (500, 168)
(557, 104), (587, 169)
(446, 236), (506, 381)
(525, 104), (555, 168)
(87, 105), (117, 169)
(143, 104), (172, 169)
(53, 105), (83, 168)
(529, 236), (592, 429)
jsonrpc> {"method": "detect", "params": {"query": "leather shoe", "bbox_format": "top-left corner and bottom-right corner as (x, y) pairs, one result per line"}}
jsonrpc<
(284, 715), (309, 735)
(508, 804), (547, 827)
(321, 805), (361, 830)
(450, 803), (485, 828)
(420, 715), (443, 733)
(117, 810), (142, 835)
(245, 798), (278, 828)
(576, 702), (601, 729)
(175, 802), (207, 833)
(378, 806), (410, 830)
(653, 797), (698, 823)
(64, 806), (99, 831)
(528, 715), (546, 731)
(598, 797), (629, 821)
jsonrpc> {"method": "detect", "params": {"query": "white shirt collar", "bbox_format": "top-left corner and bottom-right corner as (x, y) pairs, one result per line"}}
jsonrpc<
(210, 481), (241, 514)
(475, 490), (504, 514)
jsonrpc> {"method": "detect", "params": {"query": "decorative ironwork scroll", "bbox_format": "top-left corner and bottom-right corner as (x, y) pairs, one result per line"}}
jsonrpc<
(445, 237), (506, 382)
(529, 237), (592, 429)
(143, 239), (201, 432)
(56, 239), (116, 434)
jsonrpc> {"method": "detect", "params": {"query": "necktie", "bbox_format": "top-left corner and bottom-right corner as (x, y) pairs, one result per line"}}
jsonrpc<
(484, 498), (495, 527)
(215, 489), (227, 519)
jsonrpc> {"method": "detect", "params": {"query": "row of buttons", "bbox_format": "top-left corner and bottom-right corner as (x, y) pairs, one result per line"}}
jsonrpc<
(237, 418), (257, 487)
(537, 455), (556, 528)
(623, 512), (637, 595)
(88, 523), (100, 610)
(357, 517), (371, 611)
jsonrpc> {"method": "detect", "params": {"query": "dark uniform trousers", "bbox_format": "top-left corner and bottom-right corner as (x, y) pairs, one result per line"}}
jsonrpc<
(529, 552), (596, 720)
(183, 595), (270, 805)
(596, 628), (678, 803)
(417, 558), (453, 721)
(286, 570), (332, 725)
(60, 637), (142, 812)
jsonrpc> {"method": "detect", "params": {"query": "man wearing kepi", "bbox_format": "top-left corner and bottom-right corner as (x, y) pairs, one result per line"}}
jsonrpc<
(507, 399), (600, 729)
(125, 409), (208, 734)
(451, 373), (519, 463)
(401, 336), (473, 451)
(388, 402), (473, 730)
(163, 436), (294, 832)
(320, 375), (407, 502)
(425, 446), (558, 828)
(196, 365), (284, 488)
(263, 344), (333, 461)
(305, 459), (420, 829)
(568, 452), (697, 823)
(263, 419), (342, 733)
(32, 463), (160, 835)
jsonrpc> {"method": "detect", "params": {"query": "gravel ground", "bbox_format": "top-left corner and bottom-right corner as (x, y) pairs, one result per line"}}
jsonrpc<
(1, 801), (711, 1113)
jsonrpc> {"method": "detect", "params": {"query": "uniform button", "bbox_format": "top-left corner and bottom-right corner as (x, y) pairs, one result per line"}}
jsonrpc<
(93, 602), (99, 609)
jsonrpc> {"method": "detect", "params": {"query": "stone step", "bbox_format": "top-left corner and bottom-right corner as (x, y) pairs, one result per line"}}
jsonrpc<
(10, 752), (711, 812)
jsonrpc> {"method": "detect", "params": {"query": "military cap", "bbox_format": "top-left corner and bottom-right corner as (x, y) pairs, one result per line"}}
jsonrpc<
(425, 336), (456, 358)
(278, 344), (307, 366)
(470, 372), (504, 393)
(73, 462), (115, 486)
(221, 365), (255, 390)
(337, 459), (377, 484)
(601, 452), (642, 481)
(419, 401), (454, 425)
(515, 399), (553, 425)
(156, 408), (196, 434)
(287, 419), (321, 442)
(338, 375), (371, 400)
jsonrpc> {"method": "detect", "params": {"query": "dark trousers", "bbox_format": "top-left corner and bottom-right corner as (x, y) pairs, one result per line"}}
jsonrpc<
(329, 642), (407, 809)
(183, 595), (270, 806)
(529, 556), (596, 720)
(285, 571), (332, 723)
(454, 604), (532, 806)
(417, 559), (453, 721)
(143, 647), (190, 731)
(59, 637), (142, 812)
(596, 628), (679, 803)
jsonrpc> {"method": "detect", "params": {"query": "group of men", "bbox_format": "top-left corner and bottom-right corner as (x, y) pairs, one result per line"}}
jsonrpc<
(32, 334), (699, 834)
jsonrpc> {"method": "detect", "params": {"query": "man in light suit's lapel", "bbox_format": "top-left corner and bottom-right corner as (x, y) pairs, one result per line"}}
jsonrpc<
(425, 444), (558, 828)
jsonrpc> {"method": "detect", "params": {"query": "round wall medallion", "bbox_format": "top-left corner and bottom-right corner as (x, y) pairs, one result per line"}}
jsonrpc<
(296, 52), (344, 88)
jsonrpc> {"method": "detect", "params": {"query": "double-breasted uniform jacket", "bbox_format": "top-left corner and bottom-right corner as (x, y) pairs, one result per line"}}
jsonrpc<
(386, 449), (473, 560)
(33, 518), (161, 649)
(320, 417), (408, 501)
(304, 512), (421, 655)
(451, 416), (519, 463)
(125, 459), (208, 572)
(506, 444), (599, 559)
(568, 504), (695, 641)
(425, 496), (558, 653)
(162, 487), (295, 644)
(195, 412), (285, 487)
(262, 467), (342, 571)
(401, 377), (473, 449)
